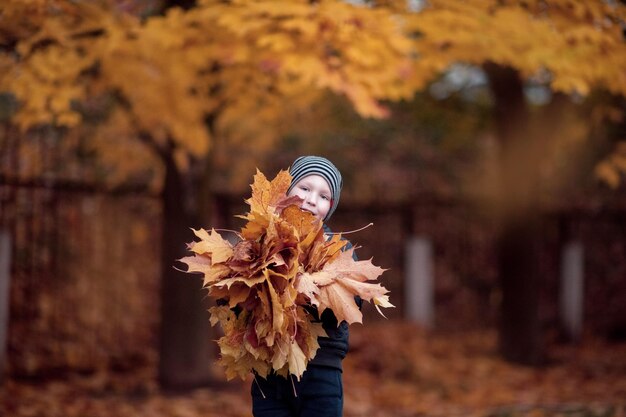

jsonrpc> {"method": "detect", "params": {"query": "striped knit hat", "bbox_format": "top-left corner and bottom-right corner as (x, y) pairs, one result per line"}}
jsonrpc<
(287, 155), (343, 221)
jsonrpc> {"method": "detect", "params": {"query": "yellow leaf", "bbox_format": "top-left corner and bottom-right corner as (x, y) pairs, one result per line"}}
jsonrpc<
(288, 340), (307, 380)
(190, 228), (233, 263)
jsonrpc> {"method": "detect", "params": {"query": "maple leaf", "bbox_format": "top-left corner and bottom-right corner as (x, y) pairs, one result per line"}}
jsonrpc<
(316, 282), (364, 324)
(178, 254), (211, 275)
(304, 233), (347, 272)
(307, 248), (393, 325)
(241, 170), (296, 218)
(239, 171), (305, 240)
(189, 228), (233, 263)
(294, 271), (321, 307)
(288, 340), (307, 379)
(281, 204), (319, 239)
(179, 255), (232, 287)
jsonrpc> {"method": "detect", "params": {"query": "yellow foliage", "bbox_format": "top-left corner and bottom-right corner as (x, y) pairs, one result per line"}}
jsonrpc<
(407, 0), (626, 95)
(595, 142), (626, 189)
(0, 0), (57, 44)
(1, 0), (414, 163)
(3, 0), (626, 188)
(89, 108), (164, 191)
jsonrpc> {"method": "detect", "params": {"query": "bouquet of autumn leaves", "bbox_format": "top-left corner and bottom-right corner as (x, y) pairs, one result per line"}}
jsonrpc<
(178, 170), (393, 380)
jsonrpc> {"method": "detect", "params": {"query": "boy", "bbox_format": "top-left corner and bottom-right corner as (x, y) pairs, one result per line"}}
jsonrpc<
(251, 155), (356, 417)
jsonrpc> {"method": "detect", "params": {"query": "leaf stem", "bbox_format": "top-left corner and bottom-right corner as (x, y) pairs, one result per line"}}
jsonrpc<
(326, 222), (373, 235)
(213, 228), (242, 239)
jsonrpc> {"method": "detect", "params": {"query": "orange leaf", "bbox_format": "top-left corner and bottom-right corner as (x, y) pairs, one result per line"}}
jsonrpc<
(189, 228), (233, 263)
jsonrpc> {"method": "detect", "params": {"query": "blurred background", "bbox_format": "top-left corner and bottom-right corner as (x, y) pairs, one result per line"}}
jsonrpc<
(1, 0), (625, 416)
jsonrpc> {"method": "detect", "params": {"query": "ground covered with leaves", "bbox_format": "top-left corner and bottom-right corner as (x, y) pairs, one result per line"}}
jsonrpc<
(2, 321), (625, 417)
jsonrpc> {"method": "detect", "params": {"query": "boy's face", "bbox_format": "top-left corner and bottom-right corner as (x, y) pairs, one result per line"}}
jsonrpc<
(287, 174), (332, 221)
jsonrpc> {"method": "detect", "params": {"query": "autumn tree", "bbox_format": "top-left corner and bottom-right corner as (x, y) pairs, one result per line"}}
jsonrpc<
(400, 0), (626, 364)
(275, 0), (626, 365)
(0, 0), (413, 388)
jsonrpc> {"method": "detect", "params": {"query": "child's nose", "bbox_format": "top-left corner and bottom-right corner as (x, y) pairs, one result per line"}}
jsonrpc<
(305, 194), (316, 206)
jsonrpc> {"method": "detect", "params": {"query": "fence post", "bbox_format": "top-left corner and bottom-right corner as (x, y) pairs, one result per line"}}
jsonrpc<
(405, 236), (434, 328)
(560, 240), (584, 341)
(0, 230), (11, 383)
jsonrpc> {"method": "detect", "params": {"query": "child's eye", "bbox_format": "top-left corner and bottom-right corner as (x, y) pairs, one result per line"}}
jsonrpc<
(321, 195), (330, 200)
(299, 186), (309, 191)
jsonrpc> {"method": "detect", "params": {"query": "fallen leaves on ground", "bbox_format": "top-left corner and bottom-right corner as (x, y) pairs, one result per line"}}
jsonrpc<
(2, 321), (625, 417)
(344, 322), (626, 417)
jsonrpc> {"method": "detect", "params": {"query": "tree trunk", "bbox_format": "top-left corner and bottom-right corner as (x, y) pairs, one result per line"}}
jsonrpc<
(496, 214), (543, 365)
(484, 63), (544, 365)
(158, 151), (214, 389)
